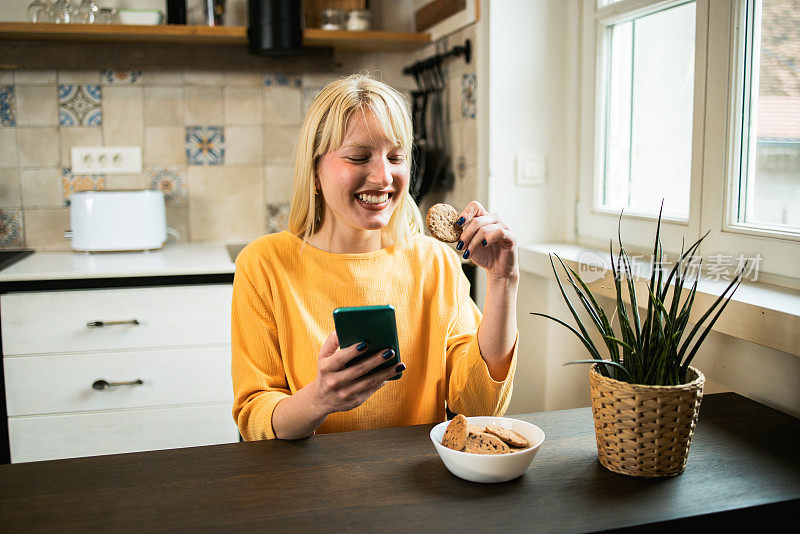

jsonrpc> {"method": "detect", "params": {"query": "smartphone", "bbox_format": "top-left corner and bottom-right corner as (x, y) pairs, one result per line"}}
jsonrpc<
(333, 305), (402, 380)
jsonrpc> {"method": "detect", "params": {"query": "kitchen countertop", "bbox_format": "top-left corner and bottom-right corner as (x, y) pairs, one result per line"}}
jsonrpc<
(0, 393), (797, 532)
(0, 243), (238, 282)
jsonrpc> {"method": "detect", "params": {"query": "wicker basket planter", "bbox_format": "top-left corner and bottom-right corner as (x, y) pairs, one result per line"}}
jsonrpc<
(589, 364), (705, 477)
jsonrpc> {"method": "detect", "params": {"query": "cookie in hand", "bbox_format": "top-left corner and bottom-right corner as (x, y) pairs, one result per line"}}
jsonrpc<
(426, 203), (462, 243)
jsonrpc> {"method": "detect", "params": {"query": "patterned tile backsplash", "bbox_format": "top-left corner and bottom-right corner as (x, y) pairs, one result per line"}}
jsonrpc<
(264, 74), (302, 87)
(148, 166), (187, 206)
(0, 41), (477, 249)
(0, 86), (17, 127)
(61, 167), (105, 204)
(265, 202), (290, 234)
(58, 85), (102, 127)
(0, 208), (24, 248)
(101, 69), (143, 85)
(461, 73), (477, 120)
(186, 126), (225, 166)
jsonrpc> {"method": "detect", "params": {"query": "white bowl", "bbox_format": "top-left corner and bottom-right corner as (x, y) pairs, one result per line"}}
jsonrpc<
(430, 416), (545, 483)
(117, 9), (163, 25)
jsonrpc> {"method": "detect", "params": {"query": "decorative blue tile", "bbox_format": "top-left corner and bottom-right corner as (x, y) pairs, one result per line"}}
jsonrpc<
(0, 208), (24, 248)
(101, 69), (143, 85)
(148, 165), (186, 205)
(265, 202), (290, 234)
(185, 126), (225, 166)
(0, 86), (16, 127)
(461, 73), (476, 119)
(265, 74), (302, 87)
(58, 84), (102, 126)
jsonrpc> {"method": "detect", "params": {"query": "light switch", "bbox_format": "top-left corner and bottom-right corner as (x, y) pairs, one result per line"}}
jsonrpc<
(515, 153), (547, 186)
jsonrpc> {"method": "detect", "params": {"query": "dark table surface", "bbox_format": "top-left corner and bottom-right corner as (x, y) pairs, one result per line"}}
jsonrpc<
(0, 392), (798, 533)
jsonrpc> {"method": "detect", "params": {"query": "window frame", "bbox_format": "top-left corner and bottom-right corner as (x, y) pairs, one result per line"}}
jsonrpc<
(577, 0), (800, 285)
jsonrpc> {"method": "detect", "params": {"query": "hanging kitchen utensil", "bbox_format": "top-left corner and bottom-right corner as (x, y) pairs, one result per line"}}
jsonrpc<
(410, 70), (433, 201)
(404, 42), (470, 202)
(431, 62), (455, 192)
(412, 63), (441, 201)
(416, 59), (454, 200)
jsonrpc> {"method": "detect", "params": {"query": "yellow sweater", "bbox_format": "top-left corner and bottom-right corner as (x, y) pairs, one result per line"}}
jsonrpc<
(231, 231), (517, 440)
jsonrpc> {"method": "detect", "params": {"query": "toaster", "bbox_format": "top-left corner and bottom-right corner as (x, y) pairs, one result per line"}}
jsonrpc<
(69, 190), (167, 252)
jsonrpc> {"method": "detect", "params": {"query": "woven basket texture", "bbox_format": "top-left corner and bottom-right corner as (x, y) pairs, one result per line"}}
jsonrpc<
(589, 364), (704, 477)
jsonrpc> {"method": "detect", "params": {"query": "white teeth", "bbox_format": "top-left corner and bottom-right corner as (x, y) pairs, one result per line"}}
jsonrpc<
(356, 192), (389, 204)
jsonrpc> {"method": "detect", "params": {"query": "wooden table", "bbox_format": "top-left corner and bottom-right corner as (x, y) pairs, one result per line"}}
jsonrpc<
(0, 393), (798, 532)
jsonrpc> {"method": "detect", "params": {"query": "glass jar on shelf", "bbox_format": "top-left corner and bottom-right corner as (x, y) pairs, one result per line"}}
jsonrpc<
(48, 0), (73, 24)
(96, 7), (116, 24)
(320, 8), (345, 31)
(27, 0), (50, 23)
(346, 10), (371, 31)
(73, 0), (98, 24)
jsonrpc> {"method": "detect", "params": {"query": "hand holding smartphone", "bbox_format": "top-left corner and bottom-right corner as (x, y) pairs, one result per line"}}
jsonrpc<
(333, 305), (403, 380)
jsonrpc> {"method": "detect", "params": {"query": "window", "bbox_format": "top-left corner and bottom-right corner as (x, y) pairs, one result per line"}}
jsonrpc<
(736, 0), (800, 233)
(602, 2), (695, 219)
(578, 0), (800, 283)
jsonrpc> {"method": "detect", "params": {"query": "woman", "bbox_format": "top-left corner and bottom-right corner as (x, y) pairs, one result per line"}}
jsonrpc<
(231, 74), (519, 440)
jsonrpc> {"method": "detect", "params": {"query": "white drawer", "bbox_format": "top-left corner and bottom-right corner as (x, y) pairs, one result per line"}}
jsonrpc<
(8, 403), (239, 463)
(4, 346), (233, 416)
(0, 284), (232, 355)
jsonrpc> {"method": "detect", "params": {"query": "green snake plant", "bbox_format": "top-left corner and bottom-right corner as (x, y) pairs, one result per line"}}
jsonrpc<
(531, 208), (747, 386)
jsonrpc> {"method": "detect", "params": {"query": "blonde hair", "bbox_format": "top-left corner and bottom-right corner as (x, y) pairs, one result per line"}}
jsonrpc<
(288, 73), (423, 244)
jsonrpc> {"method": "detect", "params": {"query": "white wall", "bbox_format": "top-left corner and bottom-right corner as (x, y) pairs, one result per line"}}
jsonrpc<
(486, 0), (571, 245)
(482, 0), (577, 414)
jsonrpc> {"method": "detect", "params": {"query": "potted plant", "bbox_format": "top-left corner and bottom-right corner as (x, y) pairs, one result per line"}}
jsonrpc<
(532, 210), (747, 477)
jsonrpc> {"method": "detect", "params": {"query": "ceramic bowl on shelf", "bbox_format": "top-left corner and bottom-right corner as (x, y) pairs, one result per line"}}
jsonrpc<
(430, 416), (545, 483)
(117, 9), (164, 25)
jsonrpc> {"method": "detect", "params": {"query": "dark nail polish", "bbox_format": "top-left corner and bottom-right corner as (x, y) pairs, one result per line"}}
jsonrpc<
(463, 250), (470, 259)
(356, 342), (368, 351)
(382, 349), (395, 359)
(456, 217), (465, 226)
(481, 239), (487, 247)
(396, 363), (406, 373)
(456, 240), (463, 250)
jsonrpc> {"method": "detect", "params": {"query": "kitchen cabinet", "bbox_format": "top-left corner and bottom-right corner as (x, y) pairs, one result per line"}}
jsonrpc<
(0, 244), (239, 464)
(1, 283), (238, 463)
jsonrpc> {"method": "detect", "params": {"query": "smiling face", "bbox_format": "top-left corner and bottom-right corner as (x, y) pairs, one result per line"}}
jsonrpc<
(314, 107), (410, 248)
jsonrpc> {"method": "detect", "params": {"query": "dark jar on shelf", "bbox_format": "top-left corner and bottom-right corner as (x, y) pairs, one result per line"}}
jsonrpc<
(167, 0), (187, 25)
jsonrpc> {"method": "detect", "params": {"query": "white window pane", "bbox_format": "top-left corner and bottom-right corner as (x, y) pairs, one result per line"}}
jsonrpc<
(602, 2), (695, 218)
(739, 0), (800, 231)
(604, 22), (633, 209)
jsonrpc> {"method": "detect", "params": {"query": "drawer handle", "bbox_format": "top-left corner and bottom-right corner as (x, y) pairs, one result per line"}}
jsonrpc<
(92, 379), (144, 391)
(86, 319), (141, 328)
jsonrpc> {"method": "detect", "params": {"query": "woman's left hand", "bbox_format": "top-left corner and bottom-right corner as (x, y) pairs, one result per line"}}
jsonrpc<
(456, 201), (519, 281)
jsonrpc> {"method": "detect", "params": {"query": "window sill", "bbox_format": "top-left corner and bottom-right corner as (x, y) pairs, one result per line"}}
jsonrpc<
(519, 243), (800, 357)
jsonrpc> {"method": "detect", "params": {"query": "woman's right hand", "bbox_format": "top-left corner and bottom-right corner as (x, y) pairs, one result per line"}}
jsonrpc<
(309, 331), (405, 415)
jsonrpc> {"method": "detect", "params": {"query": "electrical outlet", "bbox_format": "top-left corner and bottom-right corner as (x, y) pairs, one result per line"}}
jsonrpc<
(71, 146), (142, 174)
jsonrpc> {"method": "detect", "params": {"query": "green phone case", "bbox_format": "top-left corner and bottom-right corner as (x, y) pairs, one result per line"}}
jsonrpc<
(333, 305), (402, 380)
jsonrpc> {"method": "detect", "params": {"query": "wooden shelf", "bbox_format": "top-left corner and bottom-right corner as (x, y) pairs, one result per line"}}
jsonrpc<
(0, 22), (430, 51)
(303, 28), (430, 51)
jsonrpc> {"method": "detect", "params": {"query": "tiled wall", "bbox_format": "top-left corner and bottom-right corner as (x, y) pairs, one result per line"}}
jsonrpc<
(0, 31), (479, 250)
